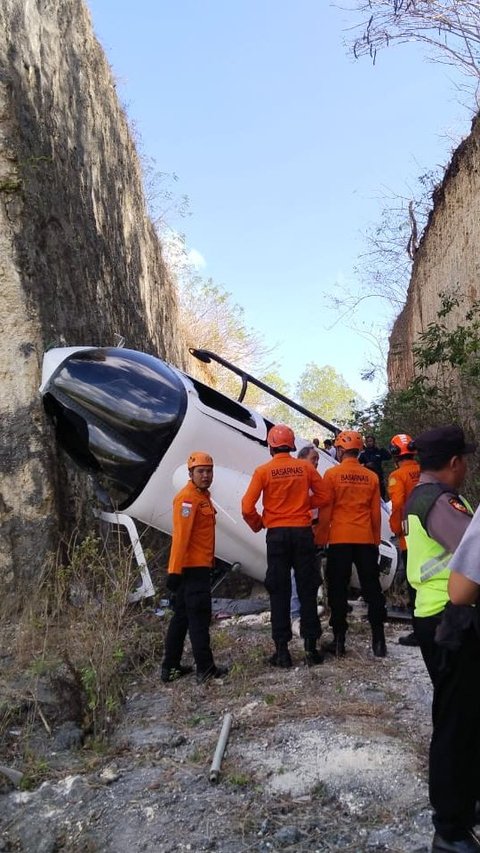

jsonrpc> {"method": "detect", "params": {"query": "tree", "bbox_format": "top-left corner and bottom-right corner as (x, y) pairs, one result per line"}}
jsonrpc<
(344, 1), (480, 92)
(291, 363), (362, 439)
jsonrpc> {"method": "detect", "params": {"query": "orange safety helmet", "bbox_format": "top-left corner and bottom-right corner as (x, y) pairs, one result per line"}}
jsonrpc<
(267, 424), (296, 450)
(389, 434), (414, 457)
(187, 451), (214, 469)
(334, 430), (364, 451)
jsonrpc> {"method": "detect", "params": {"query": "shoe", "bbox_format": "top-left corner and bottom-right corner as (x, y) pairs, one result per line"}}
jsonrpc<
(268, 643), (292, 668)
(196, 664), (229, 685)
(196, 664), (229, 684)
(323, 635), (346, 657)
(160, 664), (193, 683)
(304, 639), (324, 666)
(398, 632), (419, 647)
(372, 626), (387, 658)
(431, 830), (480, 852)
(372, 640), (387, 657)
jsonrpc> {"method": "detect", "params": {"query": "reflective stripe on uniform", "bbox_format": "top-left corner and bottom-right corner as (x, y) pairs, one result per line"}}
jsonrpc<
(420, 549), (451, 582)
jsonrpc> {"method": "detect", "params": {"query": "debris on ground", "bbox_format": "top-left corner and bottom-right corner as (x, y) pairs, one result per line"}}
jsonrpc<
(0, 614), (436, 852)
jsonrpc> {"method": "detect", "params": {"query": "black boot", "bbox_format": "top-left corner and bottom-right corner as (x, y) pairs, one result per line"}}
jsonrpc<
(196, 664), (229, 685)
(304, 638), (324, 666)
(269, 642), (292, 668)
(431, 830), (480, 852)
(398, 631), (419, 647)
(160, 663), (194, 683)
(323, 634), (346, 657)
(372, 625), (387, 658)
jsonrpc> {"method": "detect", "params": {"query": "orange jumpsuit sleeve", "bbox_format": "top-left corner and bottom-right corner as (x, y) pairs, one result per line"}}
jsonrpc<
(372, 479), (381, 545)
(387, 471), (405, 537)
(318, 470), (335, 543)
(241, 470), (265, 532)
(308, 468), (329, 510)
(167, 495), (198, 575)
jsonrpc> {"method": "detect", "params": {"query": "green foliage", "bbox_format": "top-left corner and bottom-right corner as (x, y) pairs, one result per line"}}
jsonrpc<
(353, 291), (480, 502)
(413, 293), (480, 376)
(293, 363), (362, 436)
(19, 755), (50, 791)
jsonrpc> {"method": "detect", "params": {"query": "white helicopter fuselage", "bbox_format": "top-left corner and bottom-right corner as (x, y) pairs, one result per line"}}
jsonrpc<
(40, 346), (397, 590)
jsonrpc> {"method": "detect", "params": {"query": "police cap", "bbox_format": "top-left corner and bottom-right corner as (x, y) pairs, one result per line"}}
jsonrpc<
(411, 425), (476, 466)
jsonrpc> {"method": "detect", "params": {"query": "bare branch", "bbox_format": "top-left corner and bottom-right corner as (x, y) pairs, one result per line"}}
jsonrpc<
(340, 0), (480, 84)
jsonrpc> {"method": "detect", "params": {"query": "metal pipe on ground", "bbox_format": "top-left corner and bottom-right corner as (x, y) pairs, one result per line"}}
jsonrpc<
(209, 713), (233, 784)
(0, 764), (23, 787)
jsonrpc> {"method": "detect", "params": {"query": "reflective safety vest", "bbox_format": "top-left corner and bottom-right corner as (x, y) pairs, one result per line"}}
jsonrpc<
(404, 483), (472, 618)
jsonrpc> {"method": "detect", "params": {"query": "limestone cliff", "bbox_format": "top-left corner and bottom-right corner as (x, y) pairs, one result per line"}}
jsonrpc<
(0, 0), (183, 592)
(387, 113), (480, 391)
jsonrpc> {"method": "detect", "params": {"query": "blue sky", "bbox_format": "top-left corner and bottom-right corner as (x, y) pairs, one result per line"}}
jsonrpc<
(86, 1), (470, 402)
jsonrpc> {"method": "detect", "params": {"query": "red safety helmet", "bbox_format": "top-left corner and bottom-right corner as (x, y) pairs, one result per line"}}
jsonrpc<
(389, 434), (414, 458)
(187, 451), (214, 469)
(334, 430), (364, 451)
(267, 424), (296, 450)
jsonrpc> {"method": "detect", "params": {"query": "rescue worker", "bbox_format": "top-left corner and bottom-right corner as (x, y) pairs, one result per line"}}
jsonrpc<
(161, 452), (229, 685)
(322, 430), (387, 658)
(359, 434), (391, 501)
(241, 424), (326, 668)
(404, 425), (477, 852)
(387, 433), (421, 646)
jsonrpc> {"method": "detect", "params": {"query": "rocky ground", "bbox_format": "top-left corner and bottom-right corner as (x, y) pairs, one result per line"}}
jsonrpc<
(0, 610), (435, 853)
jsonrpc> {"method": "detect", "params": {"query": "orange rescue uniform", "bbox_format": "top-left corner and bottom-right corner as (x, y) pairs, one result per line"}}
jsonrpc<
(387, 459), (420, 550)
(321, 457), (381, 545)
(167, 480), (216, 576)
(241, 452), (327, 531)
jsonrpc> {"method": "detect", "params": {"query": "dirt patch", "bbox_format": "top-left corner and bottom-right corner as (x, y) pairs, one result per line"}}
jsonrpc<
(0, 615), (435, 852)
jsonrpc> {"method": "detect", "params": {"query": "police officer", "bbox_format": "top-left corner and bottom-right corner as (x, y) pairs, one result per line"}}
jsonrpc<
(322, 430), (387, 658)
(161, 452), (229, 685)
(404, 425), (477, 852)
(241, 424), (326, 668)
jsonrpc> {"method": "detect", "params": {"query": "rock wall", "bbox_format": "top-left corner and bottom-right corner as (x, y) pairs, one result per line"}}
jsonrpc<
(0, 0), (184, 593)
(387, 114), (480, 391)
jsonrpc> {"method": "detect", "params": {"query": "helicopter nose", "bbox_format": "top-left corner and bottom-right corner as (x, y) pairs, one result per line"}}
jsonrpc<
(41, 347), (187, 507)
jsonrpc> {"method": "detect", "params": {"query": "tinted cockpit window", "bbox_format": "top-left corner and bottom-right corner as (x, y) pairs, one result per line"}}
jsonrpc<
(189, 377), (256, 428)
(43, 348), (187, 507)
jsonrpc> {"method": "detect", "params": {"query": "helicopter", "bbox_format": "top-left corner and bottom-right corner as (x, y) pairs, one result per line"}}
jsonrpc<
(39, 344), (398, 600)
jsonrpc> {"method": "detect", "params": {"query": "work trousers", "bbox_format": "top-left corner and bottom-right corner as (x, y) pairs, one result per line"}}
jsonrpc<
(162, 567), (214, 673)
(401, 549), (417, 615)
(326, 543), (386, 636)
(413, 614), (480, 841)
(265, 526), (321, 644)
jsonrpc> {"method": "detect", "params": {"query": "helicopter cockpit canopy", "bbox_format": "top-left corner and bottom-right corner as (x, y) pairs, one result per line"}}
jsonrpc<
(42, 348), (187, 507)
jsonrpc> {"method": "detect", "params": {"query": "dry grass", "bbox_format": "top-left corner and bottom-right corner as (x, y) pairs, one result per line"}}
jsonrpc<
(1, 530), (166, 778)
(163, 616), (397, 751)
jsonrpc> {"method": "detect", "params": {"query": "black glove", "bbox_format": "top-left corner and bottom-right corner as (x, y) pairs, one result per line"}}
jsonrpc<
(166, 574), (182, 592)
